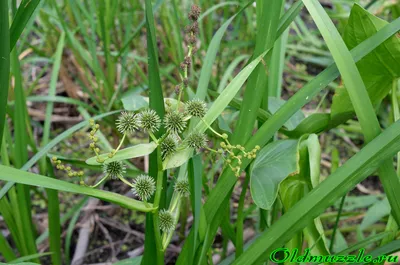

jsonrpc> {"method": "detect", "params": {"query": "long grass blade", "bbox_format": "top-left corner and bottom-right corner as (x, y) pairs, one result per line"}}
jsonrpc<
(233, 119), (400, 264)
(143, 0), (165, 264)
(0, 110), (120, 199)
(9, 0), (40, 50)
(184, 16), (400, 262)
(11, 44), (38, 259)
(0, 165), (155, 212)
(303, 0), (400, 225)
(0, 0), (10, 151)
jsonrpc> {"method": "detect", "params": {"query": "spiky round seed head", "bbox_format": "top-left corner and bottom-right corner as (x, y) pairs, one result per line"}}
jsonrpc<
(186, 99), (207, 118)
(174, 179), (190, 197)
(161, 135), (178, 159)
(164, 111), (187, 134)
(138, 109), (161, 132)
(132, 174), (156, 201)
(103, 161), (126, 179)
(186, 131), (207, 150)
(159, 209), (175, 232)
(116, 112), (139, 134)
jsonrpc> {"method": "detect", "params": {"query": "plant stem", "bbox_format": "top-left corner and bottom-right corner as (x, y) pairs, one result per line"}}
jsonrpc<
(90, 174), (109, 188)
(329, 194), (346, 252)
(117, 174), (134, 188)
(236, 170), (250, 258)
(114, 133), (126, 153)
(152, 148), (165, 264)
(149, 131), (159, 144)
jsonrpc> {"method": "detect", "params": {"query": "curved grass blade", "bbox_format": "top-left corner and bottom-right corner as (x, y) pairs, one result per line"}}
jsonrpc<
(0, 110), (121, 199)
(143, 0), (165, 264)
(196, 1), (253, 100)
(233, 119), (400, 264)
(0, 165), (155, 212)
(231, 0), (283, 144)
(182, 16), (400, 263)
(303, 0), (400, 225)
(198, 2), (240, 22)
(354, 240), (400, 265)
(10, 252), (52, 264)
(9, 0), (40, 50)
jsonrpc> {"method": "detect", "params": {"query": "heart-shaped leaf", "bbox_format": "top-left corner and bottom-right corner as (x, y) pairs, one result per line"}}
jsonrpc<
(250, 139), (298, 210)
(331, 4), (400, 123)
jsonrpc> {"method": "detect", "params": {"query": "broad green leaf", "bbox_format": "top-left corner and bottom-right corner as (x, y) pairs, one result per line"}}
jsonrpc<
(86, 142), (158, 165)
(360, 198), (391, 230)
(331, 4), (400, 123)
(0, 165), (155, 212)
(280, 134), (330, 257)
(345, 4), (400, 77)
(250, 140), (298, 210)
